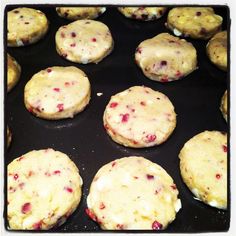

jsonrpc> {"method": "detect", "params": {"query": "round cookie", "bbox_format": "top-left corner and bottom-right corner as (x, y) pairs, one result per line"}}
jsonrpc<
(56, 7), (106, 21)
(220, 90), (227, 122)
(166, 7), (222, 39)
(103, 86), (176, 148)
(135, 33), (197, 82)
(55, 20), (114, 64)
(7, 148), (83, 230)
(179, 131), (227, 209)
(7, 8), (49, 47)
(7, 126), (12, 148)
(206, 31), (227, 71)
(118, 7), (167, 21)
(87, 156), (181, 230)
(7, 54), (21, 92)
(24, 66), (91, 120)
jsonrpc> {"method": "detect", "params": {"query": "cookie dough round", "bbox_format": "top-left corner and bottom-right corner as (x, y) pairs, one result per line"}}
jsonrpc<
(8, 148), (83, 230)
(220, 90), (227, 122)
(7, 7), (49, 47)
(87, 156), (181, 230)
(55, 20), (114, 64)
(103, 86), (176, 148)
(118, 7), (167, 21)
(179, 131), (227, 209)
(7, 126), (12, 148)
(206, 31), (227, 71)
(167, 7), (222, 39)
(135, 33), (197, 82)
(24, 66), (91, 120)
(56, 7), (106, 21)
(7, 54), (21, 92)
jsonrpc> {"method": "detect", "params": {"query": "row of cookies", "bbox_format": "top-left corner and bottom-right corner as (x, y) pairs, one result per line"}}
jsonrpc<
(7, 127), (227, 230)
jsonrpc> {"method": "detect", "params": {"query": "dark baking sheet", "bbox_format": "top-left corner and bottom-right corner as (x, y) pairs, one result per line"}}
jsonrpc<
(5, 5), (230, 233)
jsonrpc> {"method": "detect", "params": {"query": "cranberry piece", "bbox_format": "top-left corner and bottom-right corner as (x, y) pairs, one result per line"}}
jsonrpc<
(33, 221), (42, 230)
(146, 134), (156, 142)
(92, 38), (97, 42)
(61, 32), (65, 38)
(99, 202), (106, 210)
(53, 170), (61, 175)
(112, 161), (116, 167)
(85, 208), (97, 221)
(140, 101), (146, 106)
(47, 68), (52, 73)
(14, 174), (19, 180)
(160, 60), (167, 66)
(110, 102), (118, 108)
(171, 184), (177, 190)
(64, 187), (73, 193)
(152, 220), (163, 230)
(216, 174), (221, 179)
(136, 47), (142, 54)
(57, 103), (64, 112)
(161, 78), (169, 82)
(196, 11), (202, 16)
(176, 70), (182, 77)
(71, 32), (76, 37)
(53, 88), (60, 92)
(64, 82), (70, 86)
(222, 145), (227, 152)
(116, 224), (124, 229)
(70, 43), (76, 47)
(146, 174), (154, 180)
(21, 202), (31, 214)
(121, 113), (130, 123)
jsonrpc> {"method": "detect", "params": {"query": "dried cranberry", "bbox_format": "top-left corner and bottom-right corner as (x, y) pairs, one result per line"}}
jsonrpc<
(121, 113), (130, 123)
(21, 202), (31, 214)
(152, 220), (163, 230)
(110, 102), (118, 108)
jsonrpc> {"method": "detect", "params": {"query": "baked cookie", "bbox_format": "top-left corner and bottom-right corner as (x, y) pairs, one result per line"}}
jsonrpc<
(24, 66), (91, 120)
(206, 31), (227, 71)
(7, 8), (49, 47)
(87, 156), (181, 230)
(118, 7), (167, 21)
(135, 33), (197, 82)
(166, 7), (222, 39)
(55, 20), (114, 64)
(7, 54), (21, 92)
(7, 126), (12, 148)
(8, 148), (83, 230)
(56, 7), (106, 21)
(103, 86), (176, 148)
(220, 90), (227, 122)
(179, 131), (227, 209)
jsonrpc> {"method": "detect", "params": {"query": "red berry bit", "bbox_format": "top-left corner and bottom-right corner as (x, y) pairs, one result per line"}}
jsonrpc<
(133, 176), (139, 179)
(222, 145), (227, 153)
(116, 224), (124, 229)
(99, 202), (106, 210)
(28, 171), (34, 177)
(196, 11), (202, 16)
(216, 173), (221, 179)
(45, 171), (51, 177)
(85, 208), (97, 222)
(175, 70), (182, 77)
(33, 220), (43, 230)
(121, 113), (130, 123)
(14, 174), (19, 180)
(152, 220), (163, 230)
(136, 47), (142, 54)
(92, 38), (97, 42)
(146, 134), (156, 143)
(140, 101), (146, 106)
(53, 170), (61, 175)
(21, 202), (31, 214)
(64, 187), (73, 193)
(71, 32), (76, 37)
(160, 60), (167, 66)
(171, 184), (177, 190)
(53, 88), (60, 92)
(112, 161), (116, 167)
(146, 174), (154, 180)
(64, 82), (70, 87)
(57, 103), (64, 112)
(61, 53), (68, 58)
(70, 43), (76, 47)
(61, 32), (65, 38)
(109, 102), (118, 108)
(47, 68), (52, 73)
(160, 75), (169, 82)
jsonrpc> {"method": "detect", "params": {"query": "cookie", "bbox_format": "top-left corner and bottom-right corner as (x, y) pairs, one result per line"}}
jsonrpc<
(166, 7), (222, 39)
(206, 31), (227, 71)
(24, 66), (91, 120)
(220, 90), (227, 122)
(179, 131), (227, 209)
(7, 126), (12, 148)
(118, 7), (167, 21)
(55, 20), (114, 64)
(135, 33), (197, 82)
(7, 8), (49, 47)
(7, 54), (21, 92)
(87, 156), (181, 230)
(56, 7), (106, 21)
(7, 148), (83, 230)
(103, 86), (176, 148)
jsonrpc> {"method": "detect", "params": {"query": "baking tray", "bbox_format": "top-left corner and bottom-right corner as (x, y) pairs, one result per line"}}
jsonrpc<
(5, 5), (230, 233)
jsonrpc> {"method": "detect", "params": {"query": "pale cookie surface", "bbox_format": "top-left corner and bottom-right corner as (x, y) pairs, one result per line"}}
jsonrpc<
(8, 149), (83, 230)
(103, 86), (176, 148)
(55, 20), (114, 64)
(118, 7), (167, 21)
(7, 54), (21, 92)
(56, 7), (106, 21)
(135, 33), (197, 82)
(206, 31), (227, 71)
(7, 126), (12, 148)
(220, 90), (227, 122)
(87, 156), (181, 230)
(24, 66), (91, 120)
(7, 8), (49, 47)
(179, 131), (227, 209)
(167, 7), (222, 39)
